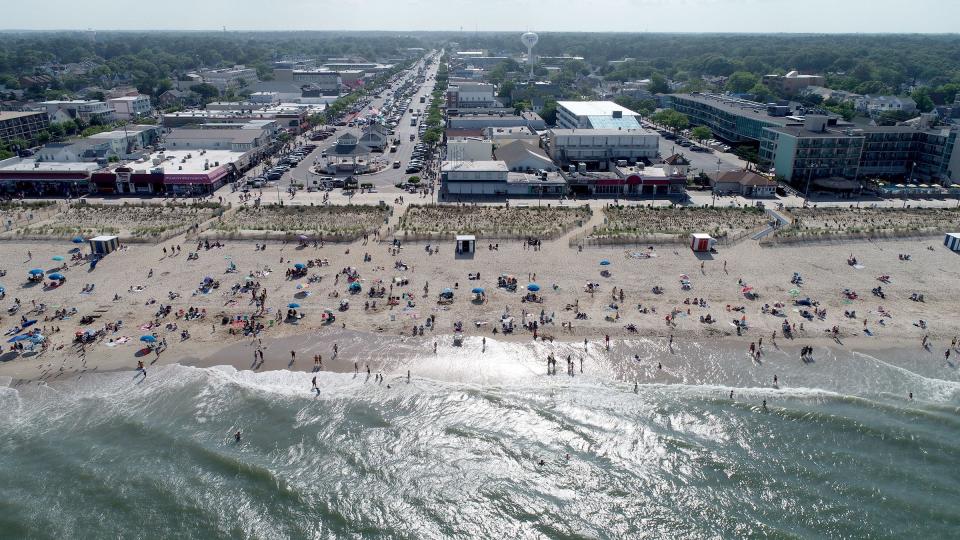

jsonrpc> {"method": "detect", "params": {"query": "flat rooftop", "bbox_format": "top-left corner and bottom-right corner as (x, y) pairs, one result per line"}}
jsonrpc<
(550, 128), (657, 136)
(125, 149), (246, 175)
(0, 159), (99, 173)
(442, 160), (509, 172)
(0, 111), (47, 121)
(557, 101), (639, 117)
(669, 93), (796, 124)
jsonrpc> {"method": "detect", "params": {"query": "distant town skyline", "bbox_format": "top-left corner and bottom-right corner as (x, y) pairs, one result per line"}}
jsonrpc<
(2, 0), (959, 34)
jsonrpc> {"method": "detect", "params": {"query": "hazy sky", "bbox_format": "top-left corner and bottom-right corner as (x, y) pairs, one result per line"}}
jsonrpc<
(3, 0), (958, 33)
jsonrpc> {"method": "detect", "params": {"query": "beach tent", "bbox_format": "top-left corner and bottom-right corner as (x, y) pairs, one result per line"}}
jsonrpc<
(455, 235), (476, 255)
(945, 233), (960, 252)
(690, 233), (715, 252)
(71, 236), (85, 244)
(89, 235), (120, 256)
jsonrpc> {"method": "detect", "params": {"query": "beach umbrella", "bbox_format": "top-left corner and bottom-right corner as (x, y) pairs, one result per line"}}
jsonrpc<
(442, 287), (454, 294)
(298, 234), (309, 240)
(28, 269), (43, 275)
(527, 283), (540, 292)
(71, 237), (84, 244)
(741, 286), (753, 293)
(288, 302), (301, 308)
(471, 287), (485, 294)
(139, 335), (156, 343)
(8, 334), (31, 343)
(29, 334), (45, 344)
(294, 263), (306, 270)
(52, 256), (64, 261)
(789, 288), (801, 296)
(0, 286), (4, 293)
(49, 273), (65, 281)
(349, 282), (362, 291)
(600, 259), (611, 266)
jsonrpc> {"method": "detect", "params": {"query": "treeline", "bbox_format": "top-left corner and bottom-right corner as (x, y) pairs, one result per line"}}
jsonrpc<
(0, 31), (425, 98)
(439, 32), (960, 104)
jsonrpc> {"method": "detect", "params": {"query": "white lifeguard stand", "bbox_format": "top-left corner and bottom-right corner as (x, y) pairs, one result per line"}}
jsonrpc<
(455, 235), (476, 256)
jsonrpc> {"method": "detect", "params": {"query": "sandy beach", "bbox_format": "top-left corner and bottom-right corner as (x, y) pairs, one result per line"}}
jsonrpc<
(1, 203), (958, 388)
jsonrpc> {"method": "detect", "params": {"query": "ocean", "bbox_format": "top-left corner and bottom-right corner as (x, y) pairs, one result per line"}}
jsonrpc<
(1, 337), (959, 538)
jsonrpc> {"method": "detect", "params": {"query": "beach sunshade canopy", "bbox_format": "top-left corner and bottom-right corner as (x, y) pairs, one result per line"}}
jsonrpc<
(288, 302), (301, 308)
(49, 273), (65, 281)
(72, 237), (84, 243)
(600, 259), (611, 266)
(471, 287), (485, 294)
(0, 286), (5, 293)
(139, 335), (157, 343)
(28, 269), (44, 275)
(294, 263), (306, 270)
(298, 235), (309, 240)
(442, 288), (454, 294)
(349, 282), (362, 290)
(52, 256), (64, 261)
(8, 334), (33, 343)
(527, 283), (540, 292)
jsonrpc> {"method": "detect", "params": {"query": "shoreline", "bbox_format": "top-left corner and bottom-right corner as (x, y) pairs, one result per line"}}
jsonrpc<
(5, 328), (953, 396)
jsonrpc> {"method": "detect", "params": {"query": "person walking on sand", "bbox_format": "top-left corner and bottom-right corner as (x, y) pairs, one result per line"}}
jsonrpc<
(773, 375), (778, 387)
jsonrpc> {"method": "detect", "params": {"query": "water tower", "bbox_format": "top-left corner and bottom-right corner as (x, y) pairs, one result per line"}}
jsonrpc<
(521, 32), (539, 78)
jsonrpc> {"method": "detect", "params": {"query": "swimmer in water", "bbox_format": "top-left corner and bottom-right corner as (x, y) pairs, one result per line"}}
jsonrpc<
(234, 431), (241, 443)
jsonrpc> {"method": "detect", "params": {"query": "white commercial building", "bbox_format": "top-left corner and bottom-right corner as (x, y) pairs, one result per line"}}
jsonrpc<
(548, 128), (660, 165)
(40, 100), (116, 124)
(447, 138), (493, 162)
(198, 66), (259, 91)
(556, 101), (641, 129)
(446, 83), (498, 109)
(107, 95), (153, 120)
(441, 160), (509, 196)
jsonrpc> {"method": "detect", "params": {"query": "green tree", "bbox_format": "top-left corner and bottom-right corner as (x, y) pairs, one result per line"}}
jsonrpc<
(651, 109), (689, 132)
(513, 100), (531, 115)
(648, 74), (669, 95)
(540, 99), (559, 125)
(190, 83), (219, 102)
(749, 82), (775, 102)
(691, 126), (712, 143)
(726, 71), (759, 93)
(911, 87), (935, 113)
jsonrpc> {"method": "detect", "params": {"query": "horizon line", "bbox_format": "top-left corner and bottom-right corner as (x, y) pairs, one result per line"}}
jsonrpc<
(0, 29), (958, 36)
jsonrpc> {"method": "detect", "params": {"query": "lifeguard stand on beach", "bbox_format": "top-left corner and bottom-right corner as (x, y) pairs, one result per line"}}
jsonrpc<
(455, 235), (476, 258)
(690, 233), (715, 252)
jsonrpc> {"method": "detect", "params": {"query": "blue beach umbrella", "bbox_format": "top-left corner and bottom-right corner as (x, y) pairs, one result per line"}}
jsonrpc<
(442, 288), (454, 294)
(71, 237), (84, 244)
(527, 283), (540, 292)
(288, 302), (301, 308)
(28, 269), (44, 276)
(8, 334), (31, 343)
(49, 273), (65, 281)
(471, 287), (485, 294)
(52, 256), (64, 262)
(140, 335), (156, 343)
(349, 282), (362, 291)
(600, 259), (611, 266)
(294, 263), (306, 270)
(0, 286), (5, 294)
